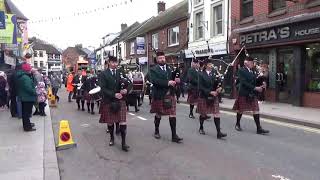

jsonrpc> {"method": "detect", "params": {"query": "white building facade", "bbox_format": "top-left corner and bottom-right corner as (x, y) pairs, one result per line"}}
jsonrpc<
(185, 0), (230, 59)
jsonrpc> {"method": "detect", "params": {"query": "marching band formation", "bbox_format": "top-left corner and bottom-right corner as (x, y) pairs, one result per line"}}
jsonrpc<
(66, 50), (269, 152)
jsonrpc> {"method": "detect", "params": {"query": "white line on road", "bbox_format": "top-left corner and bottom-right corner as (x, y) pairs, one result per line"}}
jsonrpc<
(272, 175), (291, 180)
(137, 116), (147, 121)
(178, 103), (320, 134)
(80, 124), (90, 128)
(128, 113), (136, 116)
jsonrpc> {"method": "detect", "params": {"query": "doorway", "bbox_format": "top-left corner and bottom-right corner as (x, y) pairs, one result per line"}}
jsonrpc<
(277, 49), (294, 103)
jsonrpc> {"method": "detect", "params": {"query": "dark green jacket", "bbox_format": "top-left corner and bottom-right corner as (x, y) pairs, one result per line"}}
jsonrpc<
(187, 68), (200, 91)
(99, 68), (132, 102)
(16, 70), (37, 102)
(150, 65), (173, 100)
(199, 70), (218, 98)
(238, 67), (256, 97)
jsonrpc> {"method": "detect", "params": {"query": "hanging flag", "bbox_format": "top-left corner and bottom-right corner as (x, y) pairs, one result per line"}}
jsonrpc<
(0, 14), (17, 44)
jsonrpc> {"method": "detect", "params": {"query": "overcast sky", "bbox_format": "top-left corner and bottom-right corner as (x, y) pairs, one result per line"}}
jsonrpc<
(11, 0), (183, 50)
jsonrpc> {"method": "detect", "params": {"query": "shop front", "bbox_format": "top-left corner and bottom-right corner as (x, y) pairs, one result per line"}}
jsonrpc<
(234, 18), (320, 108)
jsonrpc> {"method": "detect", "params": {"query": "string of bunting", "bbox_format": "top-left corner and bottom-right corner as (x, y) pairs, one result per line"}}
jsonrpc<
(28, 0), (133, 24)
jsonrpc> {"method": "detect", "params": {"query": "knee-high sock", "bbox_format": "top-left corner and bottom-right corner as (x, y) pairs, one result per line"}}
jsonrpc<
(199, 115), (205, 130)
(253, 114), (261, 130)
(91, 103), (94, 112)
(214, 117), (221, 133)
(87, 103), (90, 111)
(236, 113), (242, 125)
(169, 117), (177, 138)
(190, 105), (194, 115)
(154, 116), (161, 134)
(120, 125), (127, 146)
(108, 124), (114, 140)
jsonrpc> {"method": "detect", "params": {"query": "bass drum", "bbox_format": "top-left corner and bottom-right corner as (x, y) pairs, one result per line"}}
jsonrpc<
(131, 72), (145, 94)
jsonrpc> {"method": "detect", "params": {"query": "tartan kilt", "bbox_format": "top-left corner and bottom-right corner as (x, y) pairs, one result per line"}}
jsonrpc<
(83, 91), (92, 102)
(150, 95), (176, 116)
(196, 98), (219, 115)
(187, 91), (199, 104)
(99, 100), (127, 124)
(232, 96), (259, 112)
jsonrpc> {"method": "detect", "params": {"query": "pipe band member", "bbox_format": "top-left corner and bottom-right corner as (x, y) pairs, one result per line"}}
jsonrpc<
(150, 51), (183, 143)
(99, 56), (132, 152)
(82, 70), (97, 115)
(232, 56), (269, 134)
(196, 59), (227, 139)
(187, 58), (201, 119)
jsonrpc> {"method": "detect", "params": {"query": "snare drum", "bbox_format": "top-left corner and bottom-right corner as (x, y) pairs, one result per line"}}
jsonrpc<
(89, 86), (102, 102)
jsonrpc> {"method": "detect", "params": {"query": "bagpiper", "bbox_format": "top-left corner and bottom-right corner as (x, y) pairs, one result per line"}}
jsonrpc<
(233, 56), (269, 134)
(99, 56), (132, 152)
(196, 59), (227, 139)
(187, 58), (200, 119)
(82, 70), (97, 115)
(150, 51), (183, 143)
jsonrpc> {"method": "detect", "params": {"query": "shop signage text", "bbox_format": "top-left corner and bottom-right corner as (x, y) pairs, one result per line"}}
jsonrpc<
(240, 18), (320, 47)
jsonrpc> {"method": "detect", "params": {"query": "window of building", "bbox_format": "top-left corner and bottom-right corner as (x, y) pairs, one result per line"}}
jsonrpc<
(306, 44), (320, 92)
(194, 0), (203, 6)
(168, 26), (179, 46)
(130, 42), (135, 55)
(34, 51), (38, 57)
(39, 51), (43, 57)
(194, 11), (204, 40)
(152, 33), (159, 50)
(55, 54), (60, 59)
(34, 61), (38, 68)
(212, 3), (223, 36)
(270, 0), (286, 12)
(40, 61), (44, 68)
(241, 0), (253, 19)
(48, 54), (53, 59)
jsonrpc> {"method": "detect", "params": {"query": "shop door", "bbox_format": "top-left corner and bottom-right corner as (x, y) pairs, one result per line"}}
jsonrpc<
(277, 49), (294, 103)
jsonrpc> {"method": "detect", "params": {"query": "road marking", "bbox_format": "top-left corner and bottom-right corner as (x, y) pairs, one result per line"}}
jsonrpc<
(272, 175), (291, 180)
(137, 116), (147, 121)
(80, 124), (90, 128)
(128, 113), (135, 116)
(178, 103), (320, 134)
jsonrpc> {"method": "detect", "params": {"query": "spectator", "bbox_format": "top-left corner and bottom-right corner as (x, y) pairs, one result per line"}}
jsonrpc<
(7, 68), (18, 117)
(67, 72), (75, 102)
(36, 82), (47, 116)
(16, 63), (37, 132)
(51, 72), (61, 102)
(0, 71), (7, 109)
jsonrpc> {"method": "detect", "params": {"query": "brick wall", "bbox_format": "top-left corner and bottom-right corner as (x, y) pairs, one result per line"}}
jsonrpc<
(147, 19), (188, 65)
(230, 0), (320, 51)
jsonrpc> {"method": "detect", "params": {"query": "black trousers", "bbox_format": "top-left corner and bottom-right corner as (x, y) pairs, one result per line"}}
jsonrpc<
(10, 96), (17, 117)
(22, 102), (34, 130)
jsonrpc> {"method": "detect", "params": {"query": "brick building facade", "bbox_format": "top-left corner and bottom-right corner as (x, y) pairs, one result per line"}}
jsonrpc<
(230, 0), (320, 108)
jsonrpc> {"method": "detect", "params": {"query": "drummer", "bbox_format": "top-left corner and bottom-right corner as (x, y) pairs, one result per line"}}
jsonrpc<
(82, 70), (96, 115)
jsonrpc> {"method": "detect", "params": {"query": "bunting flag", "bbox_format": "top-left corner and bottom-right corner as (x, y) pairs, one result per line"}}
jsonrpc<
(28, 0), (133, 24)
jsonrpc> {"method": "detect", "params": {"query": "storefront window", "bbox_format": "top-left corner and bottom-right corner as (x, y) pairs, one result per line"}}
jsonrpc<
(306, 44), (320, 92)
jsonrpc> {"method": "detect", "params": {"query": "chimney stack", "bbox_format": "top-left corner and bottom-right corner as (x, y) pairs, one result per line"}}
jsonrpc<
(121, 23), (128, 31)
(157, 1), (166, 14)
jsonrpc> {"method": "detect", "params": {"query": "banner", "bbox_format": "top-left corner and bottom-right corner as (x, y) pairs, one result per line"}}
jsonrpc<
(136, 37), (145, 55)
(0, 14), (17, 44)
(0, 0), (5, 11)
(0, 11), (5, 29)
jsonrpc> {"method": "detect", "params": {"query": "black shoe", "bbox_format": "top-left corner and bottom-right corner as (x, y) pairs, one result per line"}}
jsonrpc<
(88, 110), (90, 113)
(189, 114), (195, 119)
(40, 113), (47, 117)
(25, 128), (36, 132)
(172, 135), (183, 143)
(135, 109), (140, 112)
(154, 133), (161, 139)
(109, 139), (114, 146)
(235, 124), (243, 131)
(217, 132), (227, 139)
(31, 123), (35, 127)
(82, 108), (85, 111)
(257, 128), (269, 134)
(33, 111), (39, 116)
(199, 129), (206, 135)
(122, 144), (130, 152)
(91, 111), (95, 115)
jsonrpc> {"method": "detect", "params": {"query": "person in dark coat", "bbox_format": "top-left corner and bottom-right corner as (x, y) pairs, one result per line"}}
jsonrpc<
(7, 69), (18, 117)
(187, 59), (200, 119)
(99, 56), (132, 152)
(82, 71), (97, 114)
(232, 57), (269, 134)
(150, 51), (183, 143)
(73, 70), (84, 110)
(0, 73), (7, 108)
(196, 60), (227, 139)
(16, 63), (37, 132)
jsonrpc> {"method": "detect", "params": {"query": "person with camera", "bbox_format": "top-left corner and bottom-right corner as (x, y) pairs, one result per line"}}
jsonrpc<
(150, 51), (183, 143)
(99, 56), (132, 152)
(196, 60), (227, 139)
(232, 57), (269, 134)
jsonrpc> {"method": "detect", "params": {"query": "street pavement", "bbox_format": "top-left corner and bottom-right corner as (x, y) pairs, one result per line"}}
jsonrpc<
(50, 89), (320, 180)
